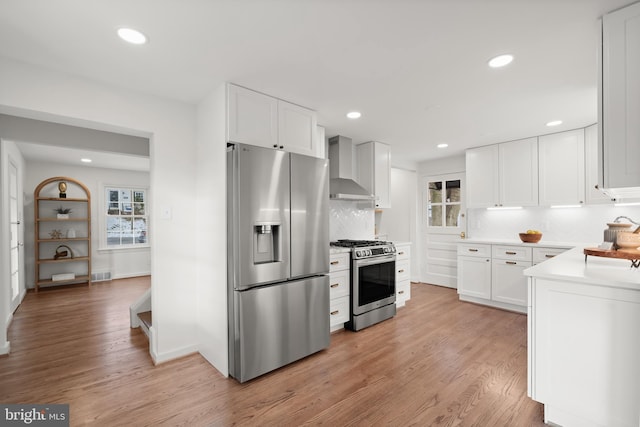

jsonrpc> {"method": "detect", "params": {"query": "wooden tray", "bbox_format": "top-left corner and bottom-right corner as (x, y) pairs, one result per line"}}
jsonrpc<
(584, 247), (640, 268)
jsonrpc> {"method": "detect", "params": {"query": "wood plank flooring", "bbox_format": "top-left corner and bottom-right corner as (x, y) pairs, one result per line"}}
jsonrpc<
(0, 278), (545, 426)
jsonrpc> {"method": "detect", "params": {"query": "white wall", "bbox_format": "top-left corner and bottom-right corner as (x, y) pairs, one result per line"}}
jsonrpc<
(195, 85), (228, 375)
(23, 161), (151, 287)
(0, 57), (199, 364)
(0, 140), (26, 355)
(377, 167), (419, 281)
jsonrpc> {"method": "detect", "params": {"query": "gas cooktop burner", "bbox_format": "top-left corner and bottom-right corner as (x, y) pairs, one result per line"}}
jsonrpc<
(331, 239), (392, 248)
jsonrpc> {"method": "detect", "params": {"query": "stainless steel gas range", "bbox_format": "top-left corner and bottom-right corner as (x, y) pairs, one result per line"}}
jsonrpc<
(330, 240), (397, 331)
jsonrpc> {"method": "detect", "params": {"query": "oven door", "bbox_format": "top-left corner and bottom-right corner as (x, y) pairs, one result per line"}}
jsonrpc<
(352, 254), (396, 315)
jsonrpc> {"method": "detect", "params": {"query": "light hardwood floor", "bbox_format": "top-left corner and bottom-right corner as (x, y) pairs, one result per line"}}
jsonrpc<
(0, 278), (545, 426)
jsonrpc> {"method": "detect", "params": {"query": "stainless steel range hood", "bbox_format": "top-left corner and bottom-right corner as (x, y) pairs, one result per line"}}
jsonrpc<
(328, 135), (375, 200)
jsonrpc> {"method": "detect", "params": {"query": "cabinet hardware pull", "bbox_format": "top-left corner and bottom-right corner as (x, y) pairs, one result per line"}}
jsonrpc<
(506, 251), (517, 255)
(330, 261), (339, 265)
(398, 251), (405, 255)
(506, 261), (517, 265)
(330, 283), (339, 288)
(398, 269), (405, 273)
(469, 249), (478, 252)
(545, 254), (555, 258)
(398, 290), (404, 294)
(330, 310), (339, 315)
(273, 144), (278, 148)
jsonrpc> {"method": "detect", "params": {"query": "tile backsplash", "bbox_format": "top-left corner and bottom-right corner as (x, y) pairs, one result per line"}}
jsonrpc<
(329, 200), (375, 241)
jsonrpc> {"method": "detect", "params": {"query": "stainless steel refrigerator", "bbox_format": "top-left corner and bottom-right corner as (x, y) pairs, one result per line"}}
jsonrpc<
(227, 143), (330, 383)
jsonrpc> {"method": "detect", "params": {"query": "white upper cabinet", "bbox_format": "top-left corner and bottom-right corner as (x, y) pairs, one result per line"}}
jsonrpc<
(227, 84), (278, 148)
(466, 137), (538, 208)
(277, 100), (318, 158)
(601, 2), (640, 189)
(499, 137), (538, 207)
(357, 141), (391, 208)
(538, 129), (585, 206)
(466, 145), (499, 208)
(585, 124), (613, 204)
(226, 84), (321, 158)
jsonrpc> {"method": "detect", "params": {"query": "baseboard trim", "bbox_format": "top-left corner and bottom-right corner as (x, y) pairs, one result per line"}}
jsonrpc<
(0, 341), (10, 355)
(152, 343), (198, 365)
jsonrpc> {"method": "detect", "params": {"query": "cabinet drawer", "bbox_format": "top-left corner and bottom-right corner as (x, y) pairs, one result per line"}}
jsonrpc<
(329, 252), (350, 272)
(533, 247), (569, 264)
(396, 260), (410, 282)
(329, 269), (349, 299)
(492, 245), (532, 261)
(396, 279), (411, 307)
(457, 243), (491, 257)
(395, 245), (411, 260)
(329, 295), (350, 327)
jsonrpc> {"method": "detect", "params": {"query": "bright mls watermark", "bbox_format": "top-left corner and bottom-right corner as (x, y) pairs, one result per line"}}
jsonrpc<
(1, 404), (69, 426)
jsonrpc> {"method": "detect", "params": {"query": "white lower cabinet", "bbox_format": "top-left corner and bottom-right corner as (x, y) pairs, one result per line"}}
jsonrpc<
(457, 244), (492, 299)
(329, 251), (350, 331)
(458, 242), (569, 313)
(529, 277), (640, 426)
(394, 243), (411, 307)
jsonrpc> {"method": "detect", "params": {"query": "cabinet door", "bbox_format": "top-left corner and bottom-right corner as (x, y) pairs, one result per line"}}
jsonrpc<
(357, 142), (391, 208)
(499, 137), (538, 206)
(538, 129), (585, 206)
(227, 84), (278, 148)
(457, 255), (491, 299)
(601, 2), (640, 189)
(491, 259), (531, 306)
(278, 100), (317, 157)
(466, 145), (499, 208)
(374, 142), (391, 208)
(585, 124), (613, 204)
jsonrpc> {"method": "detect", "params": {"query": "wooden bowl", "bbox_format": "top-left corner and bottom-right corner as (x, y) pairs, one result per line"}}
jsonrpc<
(519, 233), (542, 243)
(615, 231), (640, 249)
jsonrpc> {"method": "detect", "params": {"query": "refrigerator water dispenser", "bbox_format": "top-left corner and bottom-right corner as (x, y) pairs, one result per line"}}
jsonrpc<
(254, 224), (280, 264)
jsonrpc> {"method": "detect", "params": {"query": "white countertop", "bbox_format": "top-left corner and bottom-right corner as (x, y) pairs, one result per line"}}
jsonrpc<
(329, 247), (351, 254)
(524, 246), (640, 291)
(392, 241), (411, 246)
(460, 238), (580, 249)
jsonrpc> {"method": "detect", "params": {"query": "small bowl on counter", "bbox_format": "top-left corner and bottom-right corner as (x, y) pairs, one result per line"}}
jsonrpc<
(519, 232), (542, 243)
(615, 231), (640, 249)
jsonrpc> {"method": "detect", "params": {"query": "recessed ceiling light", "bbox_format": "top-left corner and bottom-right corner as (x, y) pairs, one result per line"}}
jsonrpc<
(437, 143), (448, 148)
(117, 28), (147, 45)
(488, 54), (514, 68)
(346, 111), (361, 119)
(81, 158), (92, 163)
(546, 120), (563, 127)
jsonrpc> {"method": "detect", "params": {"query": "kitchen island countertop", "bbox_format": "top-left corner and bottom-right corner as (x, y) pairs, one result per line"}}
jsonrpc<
(524, 246), (640, 290)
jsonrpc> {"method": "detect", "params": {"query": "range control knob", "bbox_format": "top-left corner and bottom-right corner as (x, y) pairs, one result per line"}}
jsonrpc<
(356, 250), (362, 257)
(366, 249), (371, 256)
(383, 247), (390, 253)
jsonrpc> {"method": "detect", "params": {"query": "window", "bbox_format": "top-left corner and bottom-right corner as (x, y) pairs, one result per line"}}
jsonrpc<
(104, 187), (148, 248)
(426, 177), (462, 229)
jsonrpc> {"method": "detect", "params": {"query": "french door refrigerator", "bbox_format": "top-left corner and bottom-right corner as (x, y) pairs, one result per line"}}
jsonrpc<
(227, 143), (330, 382)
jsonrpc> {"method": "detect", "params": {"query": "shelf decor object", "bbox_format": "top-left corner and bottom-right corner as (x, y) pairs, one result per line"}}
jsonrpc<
(34, 176), (91, 292)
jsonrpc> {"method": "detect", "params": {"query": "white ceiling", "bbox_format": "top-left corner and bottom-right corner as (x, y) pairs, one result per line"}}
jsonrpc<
(0, 0), (633, 169)
(14, 141), (150, 171)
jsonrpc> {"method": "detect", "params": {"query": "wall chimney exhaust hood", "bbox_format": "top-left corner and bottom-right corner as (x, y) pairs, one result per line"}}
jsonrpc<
(328, 135), (375, 201)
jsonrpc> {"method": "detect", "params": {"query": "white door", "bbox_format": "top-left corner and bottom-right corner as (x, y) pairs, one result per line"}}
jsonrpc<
(421, 173), (465, 288)
(8, 160), (23, 312)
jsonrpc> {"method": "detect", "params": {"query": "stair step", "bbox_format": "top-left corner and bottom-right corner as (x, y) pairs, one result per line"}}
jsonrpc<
(138, 311), (152, 329)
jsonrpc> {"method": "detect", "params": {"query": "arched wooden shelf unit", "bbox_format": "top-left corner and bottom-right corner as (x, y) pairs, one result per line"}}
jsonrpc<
(34, 176), (91, 292)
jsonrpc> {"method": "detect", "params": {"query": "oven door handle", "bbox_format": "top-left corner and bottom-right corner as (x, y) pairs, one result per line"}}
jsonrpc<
(355, 254), (396, 266)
